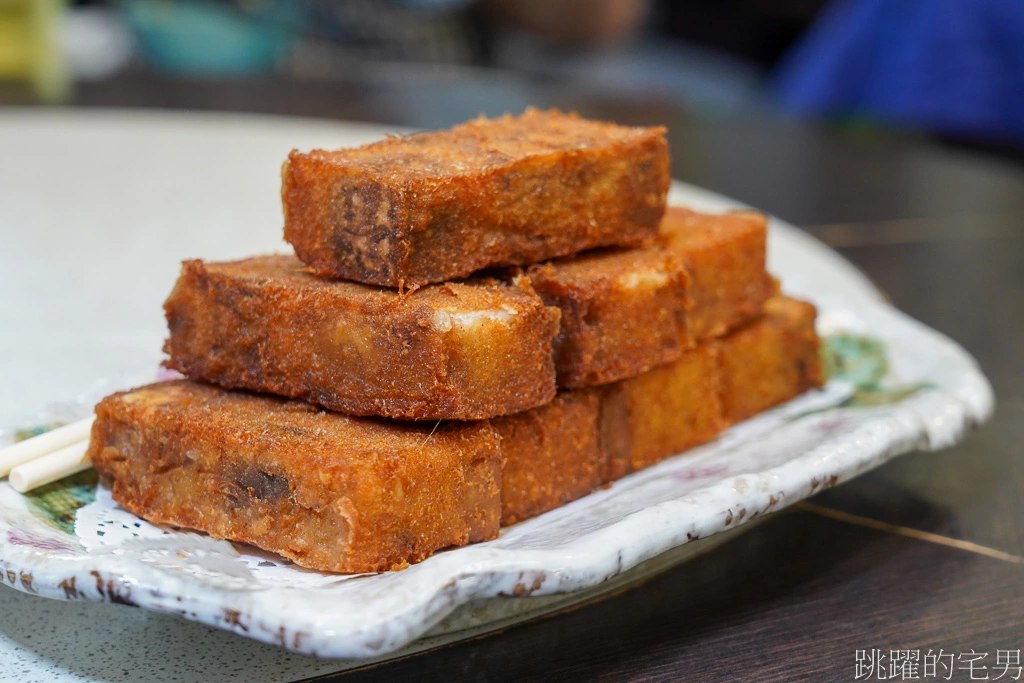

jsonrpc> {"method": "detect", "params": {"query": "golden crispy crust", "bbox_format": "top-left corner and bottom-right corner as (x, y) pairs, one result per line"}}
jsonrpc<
(493, 389), (605, 524)
(283, 109), (670, 287)
(163, 256), (560, 421)
(597, 295), (821, 481)
(523, 206), (777, 390)
(525, 246), (690, 389)
(86, 380), (502, 573)
(92, 299), (822, 571)
(718, 296), (824, 424)
(600, 344), (724, 480)
(659, 207), (775, 342)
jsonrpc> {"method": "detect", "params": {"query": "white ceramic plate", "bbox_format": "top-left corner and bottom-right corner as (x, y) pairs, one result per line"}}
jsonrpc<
(0, 110), (993, 663)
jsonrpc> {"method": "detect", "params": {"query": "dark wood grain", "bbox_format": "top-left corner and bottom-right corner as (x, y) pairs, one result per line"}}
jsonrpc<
(313, 512), (1024, 682)
(803, 221), (1024, 559)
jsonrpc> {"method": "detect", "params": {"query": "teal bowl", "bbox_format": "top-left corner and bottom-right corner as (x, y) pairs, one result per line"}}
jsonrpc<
(121, 0), (302, 76)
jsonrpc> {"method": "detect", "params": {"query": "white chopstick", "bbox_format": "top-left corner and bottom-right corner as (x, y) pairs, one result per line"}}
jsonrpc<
(9, 440), (91, 493)
(0, 417), (94, 478)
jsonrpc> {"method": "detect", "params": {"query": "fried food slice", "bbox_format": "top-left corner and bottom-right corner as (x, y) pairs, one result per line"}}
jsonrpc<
(718, 296), (825, 423)
(525, 246), (689, 389)
(87, 380), (502, 573)
(600, 344), (724, 480)
(494, 389), (606, 524)
(498, 295), (823, 518)
(660, 207), (776, 342)
(282, 109), (670, 287)
(598, 296), (822, 480)
(524, 206), (777, 390)
(163, 255), (560, 421)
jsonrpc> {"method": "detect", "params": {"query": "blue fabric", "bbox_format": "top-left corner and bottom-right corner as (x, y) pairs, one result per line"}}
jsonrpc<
(773, 0), (1024, 142)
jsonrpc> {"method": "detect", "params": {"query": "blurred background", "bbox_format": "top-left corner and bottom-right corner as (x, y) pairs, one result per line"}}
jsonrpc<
(3, 0), (1024, 158)
(2, 0), (1024, 233)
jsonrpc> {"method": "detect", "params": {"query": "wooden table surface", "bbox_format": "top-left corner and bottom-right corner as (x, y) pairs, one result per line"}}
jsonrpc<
(19, 72), (1024, 681)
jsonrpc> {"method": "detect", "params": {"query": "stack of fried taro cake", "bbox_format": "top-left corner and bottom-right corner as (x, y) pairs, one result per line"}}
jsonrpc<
(87, 110), (824, 573)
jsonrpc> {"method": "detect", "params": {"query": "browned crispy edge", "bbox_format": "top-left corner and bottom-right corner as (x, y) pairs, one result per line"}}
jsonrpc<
(163, 259), (560, 421)
(599, 294), (822, 480)
(90, 299), (821, 570)
(282, 118), (669, 287)
(494, 389), (605, 524)
(718, 296), (825, 424)
(526, 252), (690, 389)
(87, 382), (502, 573)
(661, 207), (776, 343)
(600, 343), (724, 480)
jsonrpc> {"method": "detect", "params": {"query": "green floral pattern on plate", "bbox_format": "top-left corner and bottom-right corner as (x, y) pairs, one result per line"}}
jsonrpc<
(822, 333), (932, 407)
(24, 470), (98, 535)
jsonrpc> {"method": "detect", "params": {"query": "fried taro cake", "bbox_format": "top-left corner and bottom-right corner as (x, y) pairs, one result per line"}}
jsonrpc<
(525, 246), (690, 389)
(718, 296), (824, 424)
(525, 206), (780, 390)
(87, 380), (503, 573)
(282, 109), (670, 287)
(494, 389), (606, 524)
(660, 207), (776, 342)
(163, 255), (561, 421)
(600, 344), (725, 481)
